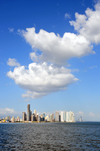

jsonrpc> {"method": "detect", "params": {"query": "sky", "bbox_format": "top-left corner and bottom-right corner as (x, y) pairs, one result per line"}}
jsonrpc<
(0, 0), (100, 121)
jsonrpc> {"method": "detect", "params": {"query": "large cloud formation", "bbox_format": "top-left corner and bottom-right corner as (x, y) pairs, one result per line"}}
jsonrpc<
(7, 62), (78, 99)
(70, 3), (100, 44)
(19, 3), (100, 66)
(19, 28), (93, 66)
(7, 2), (100, 99)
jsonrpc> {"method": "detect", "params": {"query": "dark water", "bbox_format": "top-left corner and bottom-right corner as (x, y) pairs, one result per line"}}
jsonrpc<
(0, 122), (100, 151)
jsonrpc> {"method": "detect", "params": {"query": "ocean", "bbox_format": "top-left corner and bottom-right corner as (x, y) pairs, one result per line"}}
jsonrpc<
(0, 122), (100, 151)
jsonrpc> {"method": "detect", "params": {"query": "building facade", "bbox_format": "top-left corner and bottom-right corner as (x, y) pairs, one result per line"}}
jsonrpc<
(22, 112), (26, 121)
(55, 111), (59, 122)
(27, 104), (30, 121)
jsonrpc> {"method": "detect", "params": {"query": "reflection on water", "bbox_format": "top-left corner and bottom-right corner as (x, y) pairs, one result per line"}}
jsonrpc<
(0, 122), (100, 151)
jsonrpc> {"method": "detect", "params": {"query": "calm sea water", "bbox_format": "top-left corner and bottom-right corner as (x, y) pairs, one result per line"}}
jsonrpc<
(0, 122), (100, 151)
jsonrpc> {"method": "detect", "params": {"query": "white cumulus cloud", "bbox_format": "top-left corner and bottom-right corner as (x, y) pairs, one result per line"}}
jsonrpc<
(7, 58), (20, 67)
(8, 2), (100, 100)
(0, 108), (21, 117)
(70, 2), (100, 44)
(7, 62), (78, 99)
(18, 27), (94, 66)
(29, 52), (38, 62)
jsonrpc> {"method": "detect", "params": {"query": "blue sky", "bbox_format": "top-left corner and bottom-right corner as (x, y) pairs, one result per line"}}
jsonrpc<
(0, 0), (100, 121)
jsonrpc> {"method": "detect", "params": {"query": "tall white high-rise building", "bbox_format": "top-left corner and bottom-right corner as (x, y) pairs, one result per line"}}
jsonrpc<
(50, 114), (53, 122)
(64, 111), (66, 122)
(61, 111), (66, 122)
(61, 111), (64, 122)
(61, 111), (75, 122)
(66, 112), (69, 122)
(69, 111), (75, 122)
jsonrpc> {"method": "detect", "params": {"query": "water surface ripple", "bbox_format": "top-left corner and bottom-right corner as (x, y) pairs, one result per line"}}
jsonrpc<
(0, 122), (100, 151)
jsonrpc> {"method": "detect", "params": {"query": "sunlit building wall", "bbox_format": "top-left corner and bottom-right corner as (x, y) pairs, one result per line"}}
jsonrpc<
(69, 111), (75, 122)
(34, 110), (37, 116)
(30, 110), (32, 116)
(61, 111), (66, 122)
(52, 114), (54, 121)
(22, 112), (26, 121)
(31, 114), (34, 121)
(64, 111), (66, 122)
(37, 114), (39, 121)
(45, 115), (50, 121)
(12, 116), (15, 123)
(55, 111), (59, 122)
(16, 116), (20, 122)
(50, 114), (54, 122)
(66, 112), (69, 122)
(5, 116), (11, 121)
(61, 111), (64, 122)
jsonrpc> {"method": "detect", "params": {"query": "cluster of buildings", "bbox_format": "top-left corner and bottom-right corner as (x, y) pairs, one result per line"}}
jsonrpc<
(0, 116), (22, 123)
(22, 104), (75, 123)
(0, 104), (75, 123)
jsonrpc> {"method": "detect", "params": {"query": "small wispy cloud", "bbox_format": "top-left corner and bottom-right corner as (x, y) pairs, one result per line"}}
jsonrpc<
(52, 25), (55, 28)
(8, 28), (14, 33)
(24, 99), (30, 102)
(76, 111), (84, 116)
(81, 0), (85, 7)
(58, 12), (60, 15)
(71, 69), (79, 72)
(7, 58), (20, 67)
(93, 0), (99, 4)
(89, 112), (95, 117)
(90, 66), (97, 69)
(33, 23), (36, 27)
(65, 13), (71, 19)
(75, 111), (100, 121)
(83, 69), (87, 72)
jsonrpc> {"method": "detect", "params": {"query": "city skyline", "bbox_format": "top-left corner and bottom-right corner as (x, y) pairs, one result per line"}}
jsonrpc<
(0, 0), (100, 121)
(0, 104), (75, 123)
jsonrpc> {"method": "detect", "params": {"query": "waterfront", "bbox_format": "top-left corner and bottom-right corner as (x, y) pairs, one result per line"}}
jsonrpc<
(0, 122), (100, 150)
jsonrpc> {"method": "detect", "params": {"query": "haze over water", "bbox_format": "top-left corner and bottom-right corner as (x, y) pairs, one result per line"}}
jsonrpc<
(0, 122), (100, 151)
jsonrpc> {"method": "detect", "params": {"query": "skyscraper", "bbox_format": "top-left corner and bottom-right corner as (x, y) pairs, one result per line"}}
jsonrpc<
(69, 111), (74, 122)
(66, 112), (69, 122)
(61, 111), (64, 122)
(61, 111), (66, 122)
(55, 111), (59, 122)
(34, 110), (37, 117)
(43, 113), (45, 121)
(27, 104), (30, 121)
(50, 114), (52, 122)
(12, 116), (15, 123)
(22, 112), (26, 121)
